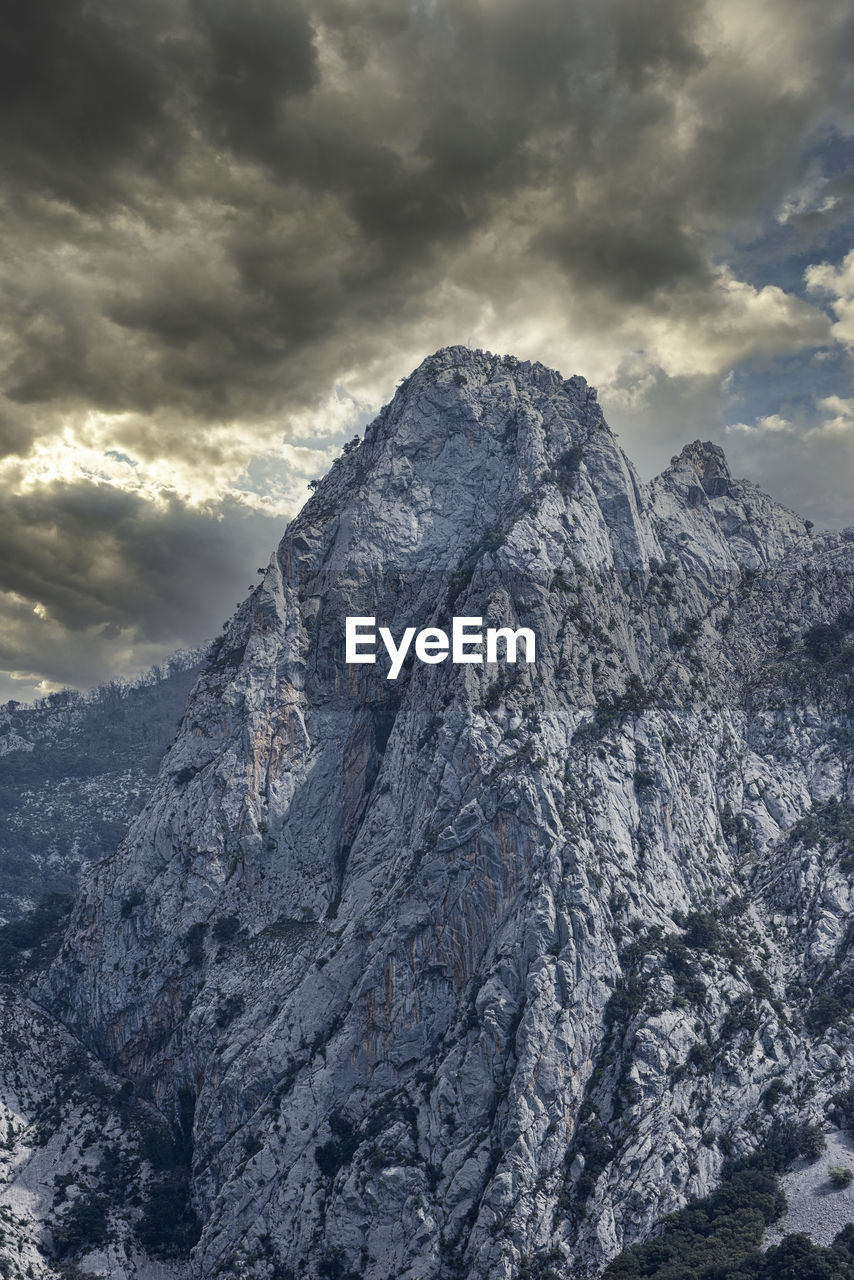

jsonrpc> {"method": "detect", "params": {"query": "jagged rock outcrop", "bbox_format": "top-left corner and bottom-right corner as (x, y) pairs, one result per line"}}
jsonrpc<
(20, 347), (854, 1277)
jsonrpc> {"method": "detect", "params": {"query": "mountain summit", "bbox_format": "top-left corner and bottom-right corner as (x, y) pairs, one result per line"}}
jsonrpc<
(3, 348), (854, 1279)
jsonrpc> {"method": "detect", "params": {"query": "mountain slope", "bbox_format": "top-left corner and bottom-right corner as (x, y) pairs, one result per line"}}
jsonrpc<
(22, 347), (854, 1278)
(0, 649), (207, 920)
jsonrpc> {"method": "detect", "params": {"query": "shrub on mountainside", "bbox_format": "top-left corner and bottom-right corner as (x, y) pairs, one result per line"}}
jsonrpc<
(50, 1191), (110, 1258)
(830, 1085), (854, 1129)
(603, 1122), (828, 1280)
(804, 622), (846, 664)
(554, 445), (584, 493)
(136, 1171), (201, 1257)
(315, 1113), (359, 1181)
(0, 892), (73, 979)
(181, 921), (208, 966)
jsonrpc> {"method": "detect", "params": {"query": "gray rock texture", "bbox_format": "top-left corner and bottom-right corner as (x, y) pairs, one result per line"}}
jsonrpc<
(0, 983), (188, 1279)
(7, 346), (854, 1277)
(765, 1130), (854, 1249)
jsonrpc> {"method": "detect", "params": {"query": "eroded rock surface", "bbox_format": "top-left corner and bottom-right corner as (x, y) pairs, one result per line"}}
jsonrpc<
(6, 347), (853, 1278)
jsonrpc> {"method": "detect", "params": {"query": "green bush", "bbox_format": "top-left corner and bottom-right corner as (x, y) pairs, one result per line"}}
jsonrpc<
(806, 971), (854, 1034)
(51, 1191), (110, 1258)
(830, 1085), (854, 1129)
(682, 910), (722, 951)
(315, 1113), (359, 1180)
(804, 623), (845, 664)
(212, 914), (240, 944)
(603, 1166), (782, 1279)
(604, 1120), (841, 1280)
(754, 1119), (825, 1170)
(554, 445), (584, 493)
(761, 1079), (791, 1114)
(181, 921), (208, 966)
(136, 1172), (201, 1257)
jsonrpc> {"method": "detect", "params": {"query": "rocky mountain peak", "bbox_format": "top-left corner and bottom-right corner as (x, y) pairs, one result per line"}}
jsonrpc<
(672, 438), (733, 496)
(650, 432), (807, 577)
(355, 346), (617, 494)
(23, 350), (854, 1280)
(276, 345), (656, 622)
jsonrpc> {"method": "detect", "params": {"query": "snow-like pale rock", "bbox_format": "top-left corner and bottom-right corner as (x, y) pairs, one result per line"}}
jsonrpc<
(1, 347), (852, 1277)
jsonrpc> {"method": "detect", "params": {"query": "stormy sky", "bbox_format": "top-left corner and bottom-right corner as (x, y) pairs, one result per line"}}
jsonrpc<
(1, 0), (853, 700)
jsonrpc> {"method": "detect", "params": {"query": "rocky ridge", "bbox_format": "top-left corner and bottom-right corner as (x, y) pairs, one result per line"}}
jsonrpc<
(1, 346), (853, 1278)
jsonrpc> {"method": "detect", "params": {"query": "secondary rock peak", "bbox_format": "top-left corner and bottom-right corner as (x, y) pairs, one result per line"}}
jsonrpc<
(671, 439), (732, 496)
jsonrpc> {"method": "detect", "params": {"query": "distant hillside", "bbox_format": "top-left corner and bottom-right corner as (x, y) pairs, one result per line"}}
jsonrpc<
(36, 347), (854, 1280)
(4, 349), (853, 1279)
(0, 648), (207, 919)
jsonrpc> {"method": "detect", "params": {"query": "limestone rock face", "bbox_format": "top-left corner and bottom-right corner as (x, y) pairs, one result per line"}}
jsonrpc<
(35, 348), (854, 1279)
(0, 983), (189, 1280)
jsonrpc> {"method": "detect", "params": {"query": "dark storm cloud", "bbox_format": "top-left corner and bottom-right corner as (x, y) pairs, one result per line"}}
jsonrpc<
(0, 0), (852, 694)
(191, 0), (320, 153)
(0, 480), (280, 696)
(1, 0), (846, 424)
(0, 404), (33, 460)
(0, 0), (182, 206)
(0, 482), (276, 637)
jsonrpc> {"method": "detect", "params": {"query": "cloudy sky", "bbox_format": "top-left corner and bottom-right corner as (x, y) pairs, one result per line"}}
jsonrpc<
(1, 0), (852, 700)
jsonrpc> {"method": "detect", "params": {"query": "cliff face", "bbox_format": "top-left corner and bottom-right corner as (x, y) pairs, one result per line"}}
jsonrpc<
(37, 347), (854, 1278)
